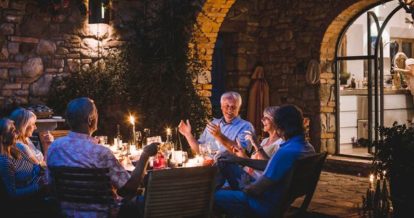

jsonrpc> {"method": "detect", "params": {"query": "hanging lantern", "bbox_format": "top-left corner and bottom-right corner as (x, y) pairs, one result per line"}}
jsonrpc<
(89, 0), (110, 24)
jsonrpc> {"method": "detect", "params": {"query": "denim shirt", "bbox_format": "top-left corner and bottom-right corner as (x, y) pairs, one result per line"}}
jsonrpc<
(198, 116), (255, 153)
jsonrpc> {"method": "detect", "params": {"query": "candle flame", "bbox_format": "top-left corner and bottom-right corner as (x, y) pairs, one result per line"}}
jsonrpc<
(369, 174), (374, 183)
(166, 128), (172, 135)
(101, 3), (105, 19)
(383, 170), (386, 176)
(129, 115), (135, 125)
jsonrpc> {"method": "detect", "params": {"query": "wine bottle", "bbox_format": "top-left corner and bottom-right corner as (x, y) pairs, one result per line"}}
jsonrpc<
(136, 131), (142, 149)
(115, 124), (123, 147)
(143, 128), (150, 146)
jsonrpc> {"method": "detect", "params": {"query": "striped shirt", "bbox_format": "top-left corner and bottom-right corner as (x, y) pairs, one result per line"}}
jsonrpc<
(0, 151), (44, 198)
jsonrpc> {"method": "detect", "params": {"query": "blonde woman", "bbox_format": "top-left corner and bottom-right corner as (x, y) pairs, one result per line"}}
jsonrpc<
(9, 108), (53, 167)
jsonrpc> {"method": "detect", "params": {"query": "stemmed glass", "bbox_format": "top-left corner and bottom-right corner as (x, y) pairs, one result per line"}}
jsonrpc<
(160, 142), (173, 160)
(207, 142), (219, 158)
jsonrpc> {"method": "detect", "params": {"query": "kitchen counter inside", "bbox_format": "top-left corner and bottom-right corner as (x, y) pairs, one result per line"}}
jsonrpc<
(340, 88), (411, 96)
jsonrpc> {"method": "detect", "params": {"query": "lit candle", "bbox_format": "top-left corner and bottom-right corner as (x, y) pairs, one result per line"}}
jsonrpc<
(166, 128), (172, 136)
(129, 115), (136, 147)
(369, 174), (374, 189)
(101, 3), (105, 19)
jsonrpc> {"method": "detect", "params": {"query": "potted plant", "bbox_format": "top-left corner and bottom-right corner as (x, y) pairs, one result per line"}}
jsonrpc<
(339, 71), (351, 85)
(372, 123), (414, 217)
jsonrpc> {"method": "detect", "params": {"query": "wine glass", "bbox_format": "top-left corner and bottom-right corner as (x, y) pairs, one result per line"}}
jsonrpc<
(160, 142), (173, 160)
(199, 143), (209, 157)
(182, 151), (188, 163)
(207, 142), (219, 158)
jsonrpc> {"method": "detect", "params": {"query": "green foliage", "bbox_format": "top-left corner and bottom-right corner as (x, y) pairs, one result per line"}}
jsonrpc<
(372, 123), (414, 178)
(47, 55), (129, 136)
(47, 1), (209, 141)
(124, 0), (208, 137)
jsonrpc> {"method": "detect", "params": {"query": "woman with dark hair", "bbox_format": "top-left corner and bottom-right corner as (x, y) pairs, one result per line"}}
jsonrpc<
(215, 104), (315, 218)
(0, 118), (47, 198)
(0, 118), (57, 216)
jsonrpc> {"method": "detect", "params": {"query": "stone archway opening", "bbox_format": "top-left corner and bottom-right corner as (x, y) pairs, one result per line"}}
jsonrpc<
(191, 0), (389, 154)
(319, 0), (393, 154)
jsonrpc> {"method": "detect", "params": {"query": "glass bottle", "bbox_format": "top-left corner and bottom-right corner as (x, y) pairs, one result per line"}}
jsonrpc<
(143, 128), (150, 146)
(350, 74), (356, 89)
(115, 124), (123, 148)
(135, 131), (142, 149)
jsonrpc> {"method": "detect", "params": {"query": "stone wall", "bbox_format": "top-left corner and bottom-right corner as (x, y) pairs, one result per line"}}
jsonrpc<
(198, 0), (385, 153)
(0, 0), (143, 113)
(0, 0), (387, 154)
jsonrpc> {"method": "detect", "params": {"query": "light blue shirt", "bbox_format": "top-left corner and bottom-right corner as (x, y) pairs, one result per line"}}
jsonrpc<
(198, 116), (255, 153)
(248, 135), (315, 217)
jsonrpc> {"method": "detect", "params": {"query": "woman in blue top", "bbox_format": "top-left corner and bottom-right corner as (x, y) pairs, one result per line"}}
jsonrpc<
(0, 118), (58, 216)
(0, 118), (47, 198)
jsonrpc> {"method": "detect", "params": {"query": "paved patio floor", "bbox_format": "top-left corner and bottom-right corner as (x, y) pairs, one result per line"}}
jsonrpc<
(291, 171), (370, 218)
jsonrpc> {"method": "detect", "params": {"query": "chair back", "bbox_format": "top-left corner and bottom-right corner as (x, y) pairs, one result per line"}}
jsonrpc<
(274, 152), (327, 217)
(39, 130), (69, 157)
(143, 166), (217, 218)
(49, 166), (114, 215)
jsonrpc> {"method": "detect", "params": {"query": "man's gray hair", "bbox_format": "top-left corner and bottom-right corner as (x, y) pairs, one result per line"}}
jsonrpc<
(66, 97), (96, 130)
(220, 91), (242, 108)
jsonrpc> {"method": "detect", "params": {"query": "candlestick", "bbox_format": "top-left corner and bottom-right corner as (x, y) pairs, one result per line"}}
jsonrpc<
(369, 174), (374, 189)
(129, 115), (136, 147)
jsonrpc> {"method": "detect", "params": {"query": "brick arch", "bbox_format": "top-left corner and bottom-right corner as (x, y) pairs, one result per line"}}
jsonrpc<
(189, 0), (236, 100)
(318, 0), (388, 154)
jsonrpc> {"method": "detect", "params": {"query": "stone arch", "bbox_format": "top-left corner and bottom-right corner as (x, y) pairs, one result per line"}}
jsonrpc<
(192, 0), (392, 153)
(189, 0), (236, 98)
(319, 0), (389, 153)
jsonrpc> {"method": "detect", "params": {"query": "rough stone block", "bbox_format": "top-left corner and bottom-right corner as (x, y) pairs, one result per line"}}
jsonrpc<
(9, 68), (21, 77)
(45, 68), (59, 73)
(22, 57), (43, 78)
(0, 0), (9, 8)
(10, 1), (25, 10)
(3, 83), (21, 89)
(10, 36), (38, 44)
(327, 139), (336, 154)
(52, 59), (64, 68)
(5, 14), (22, 23)
(0, 62), (21, 68)
(36, 39), (56, 56)
(30, 74), (53, 97)
(56, 47), (69, 55)
(0, 68), (8, 80)
(67, 59), (80, 73)
(7, 42), (19, 54)
(15, 89), (28, 96)
(0, 23), (14, 35)
(2, 90), (13, 96)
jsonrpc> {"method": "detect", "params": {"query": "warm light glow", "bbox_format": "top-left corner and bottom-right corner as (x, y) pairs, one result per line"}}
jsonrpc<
(369, 174), (374, 183)
(166, 128), (172, 136)
(383, 170), (387, 177)
(129, 115), (135, 125)
(88, 23), (110, 38)
(101, 3), (105, 19)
